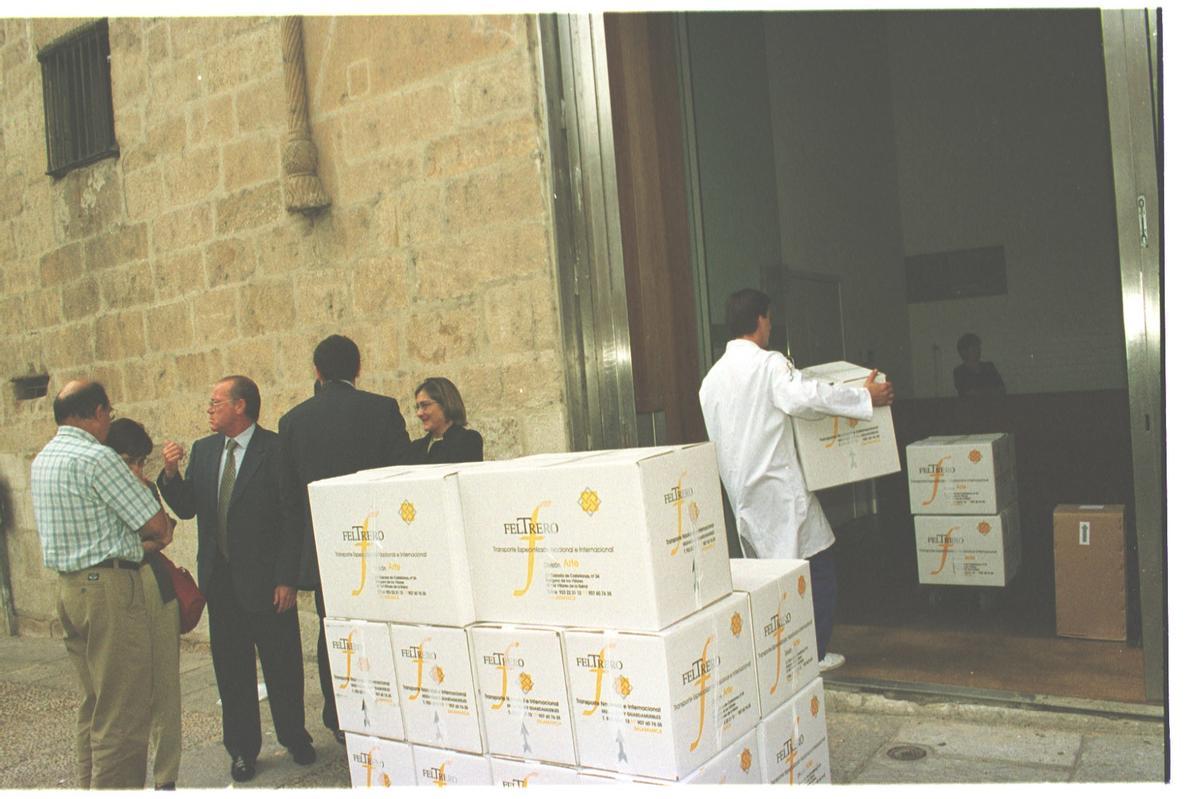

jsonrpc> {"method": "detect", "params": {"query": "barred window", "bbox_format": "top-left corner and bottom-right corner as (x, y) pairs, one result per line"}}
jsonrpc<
(38, 19), (119, 179)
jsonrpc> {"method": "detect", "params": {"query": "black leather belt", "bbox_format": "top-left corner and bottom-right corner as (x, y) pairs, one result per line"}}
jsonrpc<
(90, 558), (144, 571)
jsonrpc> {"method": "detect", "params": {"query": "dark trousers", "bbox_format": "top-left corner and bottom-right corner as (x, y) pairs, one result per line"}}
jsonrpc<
(809, 545), (838, 660)
(314, 585), (338, 732)
(208, 557), (310, 759)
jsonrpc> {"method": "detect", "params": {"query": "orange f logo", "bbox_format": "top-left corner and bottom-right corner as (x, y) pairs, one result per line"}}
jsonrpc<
(351, 511), (379, 597)
(491, 642), (519, 710)
(921, 456), (952, 506)
(513, 501), (551, 597)
(338, 630), (356, 689)
(408, 637), (432, 700)
(931, 526), (959, 576)
(769, 593), (787, 695)
(670, 474), (687, 556)
(582, 646), (612, 717)
(688, 636), (714, 752)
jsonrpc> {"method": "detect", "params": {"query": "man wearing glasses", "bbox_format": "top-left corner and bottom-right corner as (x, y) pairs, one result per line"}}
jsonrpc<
(31, 379), (176, 788)
(157, 375), (315, 782)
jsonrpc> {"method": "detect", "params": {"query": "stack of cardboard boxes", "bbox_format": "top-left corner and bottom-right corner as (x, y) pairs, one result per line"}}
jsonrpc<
(905, 434), (1021, 587)
(307, 443), (833, 785)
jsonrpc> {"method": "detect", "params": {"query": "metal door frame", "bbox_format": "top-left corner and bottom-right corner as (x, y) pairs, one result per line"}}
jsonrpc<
(537, 14), (637, 452)
(1100, 9), (1164, 704)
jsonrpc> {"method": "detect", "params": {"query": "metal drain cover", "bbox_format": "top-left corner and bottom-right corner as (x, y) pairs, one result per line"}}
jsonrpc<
(886, 745), (929, 762)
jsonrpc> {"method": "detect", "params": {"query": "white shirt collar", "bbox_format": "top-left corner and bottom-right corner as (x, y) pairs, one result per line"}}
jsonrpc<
(227, 423), (257, 450)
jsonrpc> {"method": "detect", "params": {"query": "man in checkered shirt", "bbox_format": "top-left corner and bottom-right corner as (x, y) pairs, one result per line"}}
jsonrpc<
(31, 379), (176, 789)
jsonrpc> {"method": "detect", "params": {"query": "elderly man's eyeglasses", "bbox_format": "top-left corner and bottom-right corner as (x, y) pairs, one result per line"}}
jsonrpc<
(208, 399), (232, 410)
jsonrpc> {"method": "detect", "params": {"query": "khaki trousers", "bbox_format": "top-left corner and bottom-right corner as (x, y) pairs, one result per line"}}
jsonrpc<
(57, 564), (155, 789)
(143, 565), (181, 787)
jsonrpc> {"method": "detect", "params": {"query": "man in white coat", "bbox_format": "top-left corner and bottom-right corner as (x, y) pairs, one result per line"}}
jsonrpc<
(699, 288), (894, 672)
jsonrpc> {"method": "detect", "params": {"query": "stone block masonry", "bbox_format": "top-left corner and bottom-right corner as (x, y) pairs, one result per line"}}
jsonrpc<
(0, 15), (567, 639)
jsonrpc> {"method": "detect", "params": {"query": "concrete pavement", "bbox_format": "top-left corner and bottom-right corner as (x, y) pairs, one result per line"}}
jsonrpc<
(0, 633), (1167, 788)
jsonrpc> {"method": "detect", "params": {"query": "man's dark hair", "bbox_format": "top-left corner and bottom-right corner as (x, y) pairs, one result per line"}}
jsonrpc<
(53, 381), (109, 424)
(221, 375), (261, 422)
(313, 335), (361, 383)
(726, 288), (771, 338)
(105, 418), (153, 460)
(957, 333), (982, 359)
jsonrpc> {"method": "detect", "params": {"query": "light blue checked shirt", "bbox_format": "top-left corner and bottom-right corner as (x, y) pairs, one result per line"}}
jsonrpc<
(31, 425), (162, 573)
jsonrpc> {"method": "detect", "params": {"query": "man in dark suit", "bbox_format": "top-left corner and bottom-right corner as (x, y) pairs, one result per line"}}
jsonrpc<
(158, 376), (314, 782)
(278, 335), (411, 743)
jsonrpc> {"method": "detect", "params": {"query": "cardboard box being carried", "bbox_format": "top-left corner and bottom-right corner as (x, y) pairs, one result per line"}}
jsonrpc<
(345, 733), (416, 788)
(324, 618), (405, 740)
(913, 506), (1021, 587)
(489, 756), (583, 786)
(307, 464), (477, 626)
(411, 744), (493, 787)
(730, 558), (819, 718)
(757, 676), (830, 786)
(790, 362), (901, 491)
(1053, 504), (1128, 641)
(468, 623), (577, 765)
(562, 592), (759, 781)
(906, 433), (1017, 515)
(390, 623), (484, 753)
(458, 443), (732, 631)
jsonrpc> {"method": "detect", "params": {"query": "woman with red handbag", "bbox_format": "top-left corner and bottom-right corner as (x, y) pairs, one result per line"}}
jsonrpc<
(106, 419), (185, 791)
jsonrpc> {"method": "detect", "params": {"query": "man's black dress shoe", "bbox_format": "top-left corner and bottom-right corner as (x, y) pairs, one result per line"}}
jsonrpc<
(230, 755), (256, 783)
(289, 741), (317, 765)
(333, 729), (346, 745)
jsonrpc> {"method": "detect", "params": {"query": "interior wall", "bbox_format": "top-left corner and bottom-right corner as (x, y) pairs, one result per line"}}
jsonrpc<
(684, 12), (782, 358)
(764, 12), (913, 397)
(886, 10), (1126, 398)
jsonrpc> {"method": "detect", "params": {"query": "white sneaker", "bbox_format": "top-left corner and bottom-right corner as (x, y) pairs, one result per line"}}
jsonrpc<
(818, 652), (846, 672)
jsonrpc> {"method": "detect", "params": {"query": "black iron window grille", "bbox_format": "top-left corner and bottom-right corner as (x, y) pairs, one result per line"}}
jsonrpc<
(37, 19), (119, 179)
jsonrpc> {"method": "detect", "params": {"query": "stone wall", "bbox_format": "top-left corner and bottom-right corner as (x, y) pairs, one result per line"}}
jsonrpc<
(0, 15), (568, 636)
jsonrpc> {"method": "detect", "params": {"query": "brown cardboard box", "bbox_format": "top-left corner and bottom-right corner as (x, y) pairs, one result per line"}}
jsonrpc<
(1052, 504), (1127, 641)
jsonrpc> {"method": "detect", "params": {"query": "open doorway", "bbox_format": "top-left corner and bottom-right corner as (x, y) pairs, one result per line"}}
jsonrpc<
(600, 9), (1160, 704)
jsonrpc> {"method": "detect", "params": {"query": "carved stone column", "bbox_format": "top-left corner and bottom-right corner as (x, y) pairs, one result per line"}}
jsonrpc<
(280, 16), (331, 215)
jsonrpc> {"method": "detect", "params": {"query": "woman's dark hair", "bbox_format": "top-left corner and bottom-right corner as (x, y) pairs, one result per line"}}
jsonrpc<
(105, 418), (153, 460)
(726, 288), (771, 338)
(957, 333), (982, 359)
(415, 377), (468, 427)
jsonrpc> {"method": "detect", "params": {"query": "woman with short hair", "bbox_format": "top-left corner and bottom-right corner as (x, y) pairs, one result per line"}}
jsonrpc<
(409, 377), (483, 464)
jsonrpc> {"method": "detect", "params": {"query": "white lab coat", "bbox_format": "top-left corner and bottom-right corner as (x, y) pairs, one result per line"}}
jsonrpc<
(699, 339), (873, 560)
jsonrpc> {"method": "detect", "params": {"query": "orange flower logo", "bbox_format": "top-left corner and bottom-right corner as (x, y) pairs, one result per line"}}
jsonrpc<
(978, 521), (992, 534)
(382, 774), (392, 787)
(810, 695), (821, 717)
(519, 672), (534, 694)
(797, 575), (807, 597)
(847, 418), (859, 428)
(969, 449), (982, 464)
(432, 666), (445, 684)
(688, 500), (701, 524)
(578, 488), (601, 516)
(740, 748), (753, 773)
(400, 500), (416, 524)
(731, 611), (743, 637)
(615, 675), (632, 698)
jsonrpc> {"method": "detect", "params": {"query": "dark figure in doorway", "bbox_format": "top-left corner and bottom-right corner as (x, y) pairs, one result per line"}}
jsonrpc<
(953, 333), (1006, 399)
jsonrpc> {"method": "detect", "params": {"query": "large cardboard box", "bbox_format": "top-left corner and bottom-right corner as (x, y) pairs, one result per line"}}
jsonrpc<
(489, 756), (583, 786)
(562, 593), (759, 781)
(345, 733), (416, 787)
(411, 744), (493, 786)
(389, 623), (484, 753)
(730, 558), (819, 718)
(756, 677), (830, 786)
(323, 618), (405, 740)
(468, 623), (577, 765)
(913, 506), (1021, 587)
(790, 362), (901, 491)
(906, 433), (1017, 515)
(1053, 504), (1128, 641)
(307, 464), (477, 626)
(681, 728), (761, 784)
(458, 443), (733, 631)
